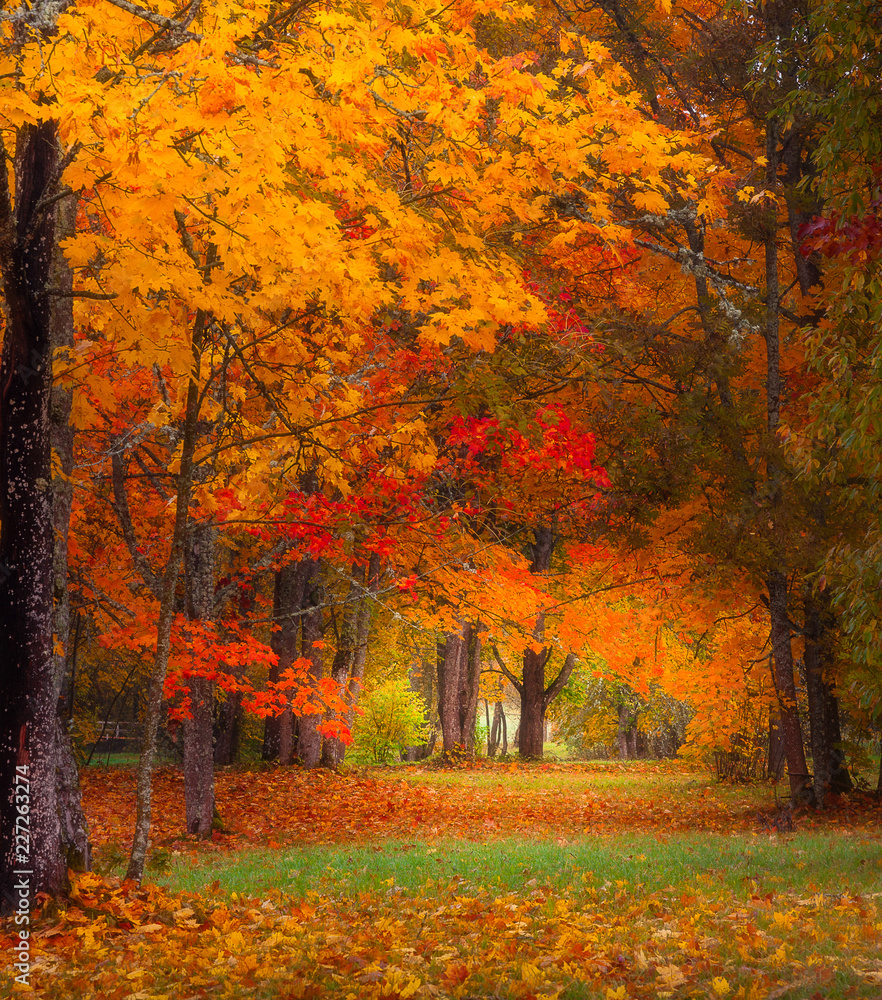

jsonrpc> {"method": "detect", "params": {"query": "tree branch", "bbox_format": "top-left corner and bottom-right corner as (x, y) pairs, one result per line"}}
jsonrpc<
(102, 0), (201, 38)
(543, 652), (576, 712)
(110, 450), (164, 600)
(491, 645), (522, 693)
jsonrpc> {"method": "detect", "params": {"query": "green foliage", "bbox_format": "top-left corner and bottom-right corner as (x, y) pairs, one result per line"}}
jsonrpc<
(349, 678), (430, 764)
(550, 665), (691, 760)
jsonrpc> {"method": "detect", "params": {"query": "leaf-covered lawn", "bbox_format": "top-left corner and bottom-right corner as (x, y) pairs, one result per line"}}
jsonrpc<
(3, 761), (881, 999)
(78, 760), (882, 853)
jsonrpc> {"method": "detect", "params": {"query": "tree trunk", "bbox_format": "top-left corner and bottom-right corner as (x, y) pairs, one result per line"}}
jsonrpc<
(402, 642), (436, 761)
(265, 558), (309, 763)
(518, 524), (556, 760)
(459, 627), (481, 752)
(50, 191), (91, 872)
(617, 704), (636, 759)
(214, 690), (242, 766)
(767, 570), (811, 801)
(803, 590), (852, 806)
(125, 310), (208, 884)
(488, 701), (503, 757)
(519, 644), (547, 758)
(182, 523), (215, 837)
(297, 559), (324, 768)
(438, 623), (474, 754)
(877, 731), (882, 795)
(321, 553), (379, 768)
(766, 698), (786, 781)
(321, 562), (363, 768)
(0, 123), (69, 910)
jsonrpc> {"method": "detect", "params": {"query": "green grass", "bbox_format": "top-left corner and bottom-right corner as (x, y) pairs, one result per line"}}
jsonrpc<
(159, 830), (882, 902)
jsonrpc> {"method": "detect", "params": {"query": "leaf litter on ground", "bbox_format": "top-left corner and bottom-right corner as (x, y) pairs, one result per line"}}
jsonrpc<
(2, 760), (881, 999)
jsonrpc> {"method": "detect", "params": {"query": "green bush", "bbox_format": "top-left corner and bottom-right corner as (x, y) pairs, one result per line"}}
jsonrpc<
(349, 679), (430, 764)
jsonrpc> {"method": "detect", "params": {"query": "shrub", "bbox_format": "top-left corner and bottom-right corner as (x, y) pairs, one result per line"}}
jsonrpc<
(349, 678), (430, 764)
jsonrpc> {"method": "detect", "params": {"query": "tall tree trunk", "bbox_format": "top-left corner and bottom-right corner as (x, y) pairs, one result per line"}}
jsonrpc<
(766, 698), (786, 781)
(320, 561), (364, 768)
(402, 641), (435, 761)
(125, 310), (208, 884)
(321, 552), (379, 769)
(297, 559), (324, 768)
(617, 704), (636, 760)
(519, 524), (554, 759)
(459, 627), (481, 752)
(182, 523), (215, 837)
(803, 590), (851, 807)
(519, 642), (547, 758)
(214, 690), (242, 766)
(266, 558), (309, 764)
(760, 104), (810, 804)
(50, 192), (91, 872)
(345, 550), (380, 738)
(438, 623), (472, 753)
(767, 570), (811, 801)
(0, 123), (69, 909)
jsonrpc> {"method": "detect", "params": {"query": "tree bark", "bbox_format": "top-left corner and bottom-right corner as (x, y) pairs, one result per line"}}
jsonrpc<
(125, 310), (208, 883)
(213, 689), (242, 765)
(439, 624), (467, 751)
(436, 621), (483, 757)
(518, 523), (555, 759)
(50, 191), (91, 872)
(320, 561), (364, 768)
(767, 570), (811, 801)
(519, 643), (547, 758)
(617, 703), (637, 759)
(0, 123), (69, 910)
(265, 558), (309, 764)
(182, 523), (216, 837)
(320, 551), (379, 769)
(297, 559), (324, 768)
(803, 590), (851, 806)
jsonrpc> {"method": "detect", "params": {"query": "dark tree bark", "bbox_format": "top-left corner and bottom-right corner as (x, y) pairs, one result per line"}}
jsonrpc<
(297, 559), (324, 769)
(182, 523), (216, 837)
(320, 561), (365, 768)
(512, 524), (577, 759)
(437, 622), (481, 755)
(519, 643), (548, 758)
(517, 523), (556, 759)
(0, 123), (70, 910)
(438, 623), (471, 752)
(877, 732), (882, 796)
(767, 570), (811, 801)
(488, 701), (507, 757)
(264, 557), (309, 763)
(766, 700), (786, 781)
(803, 590), (852, 806)
(617, 703), (638, 759)
(50, 192), (91, 872)
(214, 690), (242, 765)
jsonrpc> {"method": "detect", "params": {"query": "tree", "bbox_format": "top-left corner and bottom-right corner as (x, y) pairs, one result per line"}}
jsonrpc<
(0, 118), (71, 909)
(540, 0), (866, 802)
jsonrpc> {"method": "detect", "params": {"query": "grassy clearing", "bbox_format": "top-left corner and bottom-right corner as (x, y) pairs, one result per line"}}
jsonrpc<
(160, 830), (882, 902)
(4, 760), (882, 999)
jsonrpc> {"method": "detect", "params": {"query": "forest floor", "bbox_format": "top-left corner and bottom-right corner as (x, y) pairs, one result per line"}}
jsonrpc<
(3, 759), (881, 999)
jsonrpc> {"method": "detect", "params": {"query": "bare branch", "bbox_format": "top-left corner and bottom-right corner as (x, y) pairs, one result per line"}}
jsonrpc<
(102, 0), (202, 38)
(110, 450), (164, 600)
(491, 644), (522, 693)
